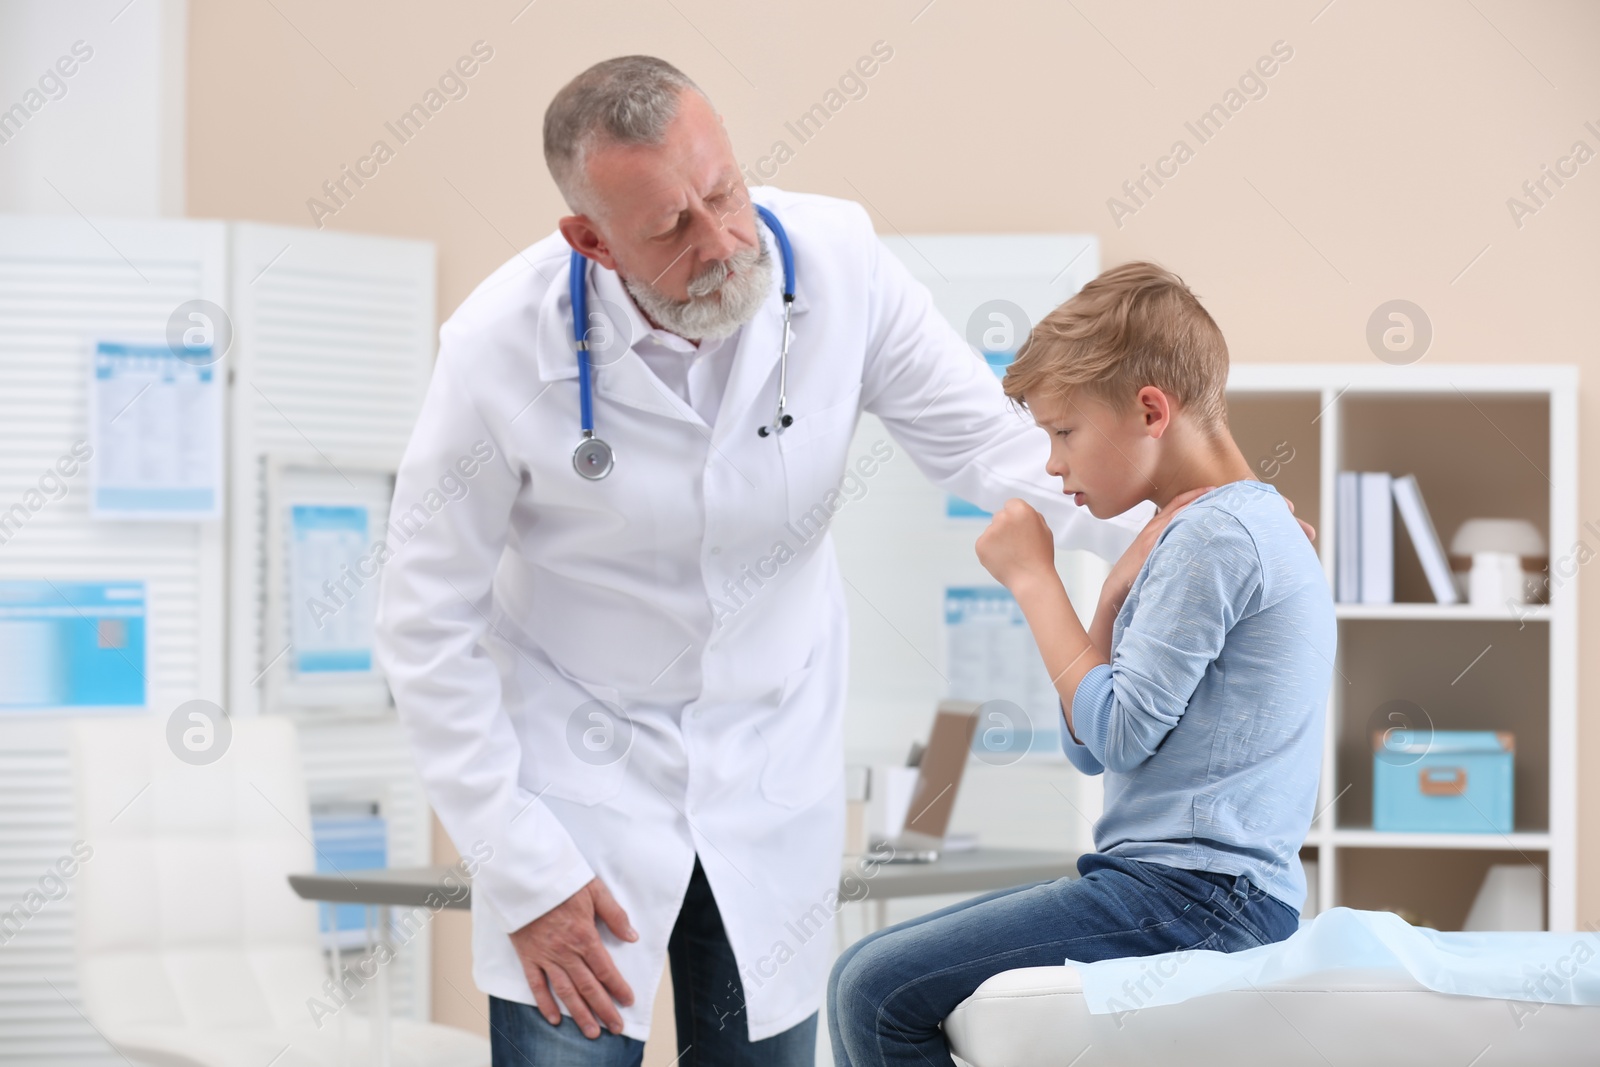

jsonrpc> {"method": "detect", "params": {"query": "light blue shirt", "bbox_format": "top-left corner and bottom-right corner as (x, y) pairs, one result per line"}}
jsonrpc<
(1062, 480), (1335, 913)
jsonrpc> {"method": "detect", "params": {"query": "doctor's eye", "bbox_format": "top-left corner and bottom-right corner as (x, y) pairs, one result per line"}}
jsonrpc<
(708, 180), (743, 214)
(654, 210), (692, 241)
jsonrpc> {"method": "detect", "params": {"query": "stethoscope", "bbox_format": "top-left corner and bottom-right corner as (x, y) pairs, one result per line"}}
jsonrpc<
(568, 204), (796, 480)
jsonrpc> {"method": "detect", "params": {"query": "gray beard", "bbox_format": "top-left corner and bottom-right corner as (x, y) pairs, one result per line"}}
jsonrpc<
(622, 228), (773, 342)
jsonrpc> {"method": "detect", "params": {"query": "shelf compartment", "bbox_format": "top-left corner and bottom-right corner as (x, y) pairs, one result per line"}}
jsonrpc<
(1332, 618), (1549, 835)
(1336, 393), (1550, 607)
(1337, 847), (1549, 932)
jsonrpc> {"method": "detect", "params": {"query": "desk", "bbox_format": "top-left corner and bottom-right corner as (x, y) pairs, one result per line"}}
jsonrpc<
(289, 847), (1079, 913)
(288, 848), (1080, 1064)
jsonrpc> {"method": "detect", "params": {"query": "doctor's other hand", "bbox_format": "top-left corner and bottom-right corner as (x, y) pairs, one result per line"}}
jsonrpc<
(1284, 494), (1316, 543)
(509, 876), (639, 1039)
(1101, 488), (1314, 617)
(975, 498), (1056, 593)
(1102, 486), (1214, 614)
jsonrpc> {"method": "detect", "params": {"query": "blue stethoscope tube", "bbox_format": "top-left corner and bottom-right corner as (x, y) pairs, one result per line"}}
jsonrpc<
(569, 204), (795, 480)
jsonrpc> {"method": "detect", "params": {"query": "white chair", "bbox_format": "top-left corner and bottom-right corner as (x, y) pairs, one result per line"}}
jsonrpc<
(944, 962), (1600, 1066)
(71, 714), (489, 1067)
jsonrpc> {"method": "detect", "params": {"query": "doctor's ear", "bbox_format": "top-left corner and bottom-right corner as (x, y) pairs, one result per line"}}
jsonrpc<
(559, 216), (618, 271)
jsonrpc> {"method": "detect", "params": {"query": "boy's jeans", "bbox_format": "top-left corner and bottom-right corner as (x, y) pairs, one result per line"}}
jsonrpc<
(827, 851), (1301, 1067)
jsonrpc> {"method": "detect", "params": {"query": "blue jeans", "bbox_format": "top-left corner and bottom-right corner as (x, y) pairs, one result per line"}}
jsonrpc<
(489, 856), (818, 1066)
(827, 851), (1300, 1067)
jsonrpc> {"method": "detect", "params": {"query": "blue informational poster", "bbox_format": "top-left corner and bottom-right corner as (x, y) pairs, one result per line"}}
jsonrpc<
(311, 803), (388, 948)
(289, 504), (376, 675)
(947, 351), (1018, 519)
(944, 586), (1057, 757)
(89, 342), (223, 520)
(0, 580), (146, 711)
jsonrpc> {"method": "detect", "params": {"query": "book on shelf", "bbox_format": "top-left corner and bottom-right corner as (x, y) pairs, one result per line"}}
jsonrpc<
(1392, 473), (1459, 604)
(1359, 472), (1393, 604)
(1337, 471), (1458, 605)
(1337, 471), (1395, 603)
(1337, 472), (1360, 603)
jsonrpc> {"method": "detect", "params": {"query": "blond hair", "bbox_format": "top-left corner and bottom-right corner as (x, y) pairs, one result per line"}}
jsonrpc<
(1002, 261), (1230, 430)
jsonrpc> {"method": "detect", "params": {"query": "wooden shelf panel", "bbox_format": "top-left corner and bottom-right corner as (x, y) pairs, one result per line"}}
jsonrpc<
(1309, 828), (1550, 850)
(1334, 603), (1550, 622)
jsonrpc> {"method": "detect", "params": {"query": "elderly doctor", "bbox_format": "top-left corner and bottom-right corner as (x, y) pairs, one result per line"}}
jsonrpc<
(376, 55), (1206, 1067)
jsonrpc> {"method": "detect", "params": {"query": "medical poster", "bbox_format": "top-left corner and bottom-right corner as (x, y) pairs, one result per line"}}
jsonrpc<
(944, 586), (1058, 756)
(0, 580), (146, 711)
(311, 800), (389, 948)
(288, 504), (377, 676)
(89, 341), (223, 520)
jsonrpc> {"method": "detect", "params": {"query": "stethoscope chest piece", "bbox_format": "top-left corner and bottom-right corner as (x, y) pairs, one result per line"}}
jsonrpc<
(573, 432), (614, 480)
(756, 413), (793, 438)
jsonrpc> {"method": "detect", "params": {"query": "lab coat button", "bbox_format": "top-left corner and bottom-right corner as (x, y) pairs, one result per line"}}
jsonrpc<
(711, 545), (722, 555)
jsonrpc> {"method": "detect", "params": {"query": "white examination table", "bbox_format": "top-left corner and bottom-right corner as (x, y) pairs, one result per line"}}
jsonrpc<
(945, 908), (1600, 1065)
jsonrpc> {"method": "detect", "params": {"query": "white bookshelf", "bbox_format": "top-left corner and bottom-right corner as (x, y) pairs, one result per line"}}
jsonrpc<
(1227, 363), (1577, 932)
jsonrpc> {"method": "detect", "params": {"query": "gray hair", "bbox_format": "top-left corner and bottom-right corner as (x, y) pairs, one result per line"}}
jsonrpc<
(543, 56), (707, 217)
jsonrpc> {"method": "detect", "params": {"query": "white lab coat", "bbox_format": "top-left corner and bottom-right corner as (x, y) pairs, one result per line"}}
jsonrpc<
(374, 185), (1147, 1041)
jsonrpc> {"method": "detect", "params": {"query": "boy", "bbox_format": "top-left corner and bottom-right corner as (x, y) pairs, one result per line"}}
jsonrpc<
(827, 262), (1335, 1067)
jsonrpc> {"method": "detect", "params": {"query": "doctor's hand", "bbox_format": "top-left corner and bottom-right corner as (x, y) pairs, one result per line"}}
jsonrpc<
(509, 877), (639, 1039)
(1100, 488), (1316, 615)
(1101, 486), (1212, 614)
(975, 499), (1057, 594)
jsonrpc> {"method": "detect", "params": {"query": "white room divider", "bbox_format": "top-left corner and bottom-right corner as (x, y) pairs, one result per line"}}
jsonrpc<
(226, 221), (438, 1027)
(0, 215), (437, 1064)
(0, 215), (226, 1065)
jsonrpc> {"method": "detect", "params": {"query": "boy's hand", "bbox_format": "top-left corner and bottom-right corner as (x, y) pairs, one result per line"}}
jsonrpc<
(976, 498), (1057, 592)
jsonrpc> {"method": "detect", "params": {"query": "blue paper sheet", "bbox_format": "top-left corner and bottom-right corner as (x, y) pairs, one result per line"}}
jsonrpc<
(1070, 907), (1600, 1016)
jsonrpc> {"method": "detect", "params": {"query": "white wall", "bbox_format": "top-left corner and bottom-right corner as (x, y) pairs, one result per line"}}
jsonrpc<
(0, 0), (186, 216)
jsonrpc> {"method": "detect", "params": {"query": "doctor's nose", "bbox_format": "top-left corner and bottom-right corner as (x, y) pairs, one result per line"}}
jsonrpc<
(695, 220), (742, 265)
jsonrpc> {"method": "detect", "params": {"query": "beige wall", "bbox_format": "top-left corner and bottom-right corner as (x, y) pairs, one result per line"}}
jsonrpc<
(187, 0), (1600, 1039)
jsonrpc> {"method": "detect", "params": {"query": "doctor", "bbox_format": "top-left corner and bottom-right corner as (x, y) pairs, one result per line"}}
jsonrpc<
(377, 55), (1212, 1067)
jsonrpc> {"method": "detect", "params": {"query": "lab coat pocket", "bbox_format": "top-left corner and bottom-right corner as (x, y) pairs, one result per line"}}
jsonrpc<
(756, 654), (841, 810)
(777, 385), (863, 528)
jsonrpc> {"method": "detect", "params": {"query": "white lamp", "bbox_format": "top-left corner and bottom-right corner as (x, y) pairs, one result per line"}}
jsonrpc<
(1450, 519), (1546, 607)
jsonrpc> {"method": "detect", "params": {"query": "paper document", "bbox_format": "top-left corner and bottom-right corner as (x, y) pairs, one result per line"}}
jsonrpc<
(289, 504), (377, 675)
(89, 341), (222, 520)
(945, 586), (1058, 756)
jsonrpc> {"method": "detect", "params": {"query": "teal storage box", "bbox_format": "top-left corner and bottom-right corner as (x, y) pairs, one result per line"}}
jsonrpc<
(1373, 729), (1514, 833)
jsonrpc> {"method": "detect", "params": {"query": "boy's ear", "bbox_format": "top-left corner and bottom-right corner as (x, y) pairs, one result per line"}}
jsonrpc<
(1136, 385), (1173, 438)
